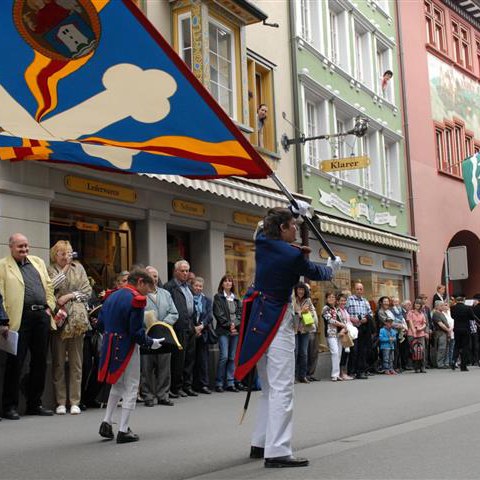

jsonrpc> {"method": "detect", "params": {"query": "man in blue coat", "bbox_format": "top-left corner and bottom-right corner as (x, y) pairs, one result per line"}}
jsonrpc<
(235, 206), (341, 468)
(97, 268), (163, 444)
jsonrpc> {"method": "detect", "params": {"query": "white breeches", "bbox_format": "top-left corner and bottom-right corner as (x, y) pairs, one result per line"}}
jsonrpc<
(110, 345), (140, 410)
(252, 307), (295, 458)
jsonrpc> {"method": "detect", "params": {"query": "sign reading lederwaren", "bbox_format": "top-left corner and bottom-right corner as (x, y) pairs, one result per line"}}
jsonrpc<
(65, 176), (137, 203)
(320, 155), (370, 173)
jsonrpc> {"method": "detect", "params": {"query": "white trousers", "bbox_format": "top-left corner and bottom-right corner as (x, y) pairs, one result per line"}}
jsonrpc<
(110, 345), (140, 410)
(327, 336), (342, 379)
(252, 307), (295, 458)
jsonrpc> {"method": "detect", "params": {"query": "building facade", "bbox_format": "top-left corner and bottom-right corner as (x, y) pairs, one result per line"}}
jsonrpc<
(0, 0), (298, 297)
(398, 0), (480, 297)
(291, 0), (417, 316)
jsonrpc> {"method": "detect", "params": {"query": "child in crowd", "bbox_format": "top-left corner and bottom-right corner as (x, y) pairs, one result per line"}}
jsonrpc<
(379, 319), (397, 375)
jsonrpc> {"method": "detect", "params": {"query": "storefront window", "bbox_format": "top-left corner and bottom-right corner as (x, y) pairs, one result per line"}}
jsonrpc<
(50, 210), (133, 292)
(224, 237), (255, 297)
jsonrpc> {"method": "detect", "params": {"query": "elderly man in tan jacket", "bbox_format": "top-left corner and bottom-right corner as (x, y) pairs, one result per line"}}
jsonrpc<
(0, 233), (55, 420)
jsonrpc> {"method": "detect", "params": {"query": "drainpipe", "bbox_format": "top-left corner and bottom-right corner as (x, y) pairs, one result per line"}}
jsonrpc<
(395, 1), (419, 298)
(288, 0), (304, 195)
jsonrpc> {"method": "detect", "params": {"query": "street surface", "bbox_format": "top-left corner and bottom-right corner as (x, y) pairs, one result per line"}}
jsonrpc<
(1, 368), (480, 480)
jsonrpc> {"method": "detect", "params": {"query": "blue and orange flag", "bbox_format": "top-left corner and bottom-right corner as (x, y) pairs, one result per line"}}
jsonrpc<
(0, 0), (271, 179)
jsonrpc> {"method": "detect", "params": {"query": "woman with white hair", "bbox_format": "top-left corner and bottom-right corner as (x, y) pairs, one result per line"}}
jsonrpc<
(48, 240), (91, 415)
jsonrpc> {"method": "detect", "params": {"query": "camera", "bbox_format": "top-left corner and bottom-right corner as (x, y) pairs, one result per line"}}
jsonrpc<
(71, 252), (79, 259)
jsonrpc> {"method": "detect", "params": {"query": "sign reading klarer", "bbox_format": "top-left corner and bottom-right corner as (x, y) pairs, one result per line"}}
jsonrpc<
(320, 155), (370, 173)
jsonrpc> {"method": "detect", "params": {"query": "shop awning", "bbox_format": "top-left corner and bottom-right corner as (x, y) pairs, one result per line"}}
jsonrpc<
(316, 214), (419, 252)
(143, 174), (290, 209)
(144, 174), (419, 252)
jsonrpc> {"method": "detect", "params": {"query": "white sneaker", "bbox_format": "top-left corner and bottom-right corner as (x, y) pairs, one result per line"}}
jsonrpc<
(70, 405), (81, 415)
(56, 405), (66, 415)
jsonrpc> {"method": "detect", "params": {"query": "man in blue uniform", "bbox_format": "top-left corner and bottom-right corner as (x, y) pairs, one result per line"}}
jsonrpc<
(235, 206), (341, 468)
(97, 268), (163, 444)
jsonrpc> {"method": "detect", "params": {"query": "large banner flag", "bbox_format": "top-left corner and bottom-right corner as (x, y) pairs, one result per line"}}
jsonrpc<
(0, 0), (272, 179)
(462, 153), (480, 211)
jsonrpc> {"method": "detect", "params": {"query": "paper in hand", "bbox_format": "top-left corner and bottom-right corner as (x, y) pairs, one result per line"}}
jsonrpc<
(0, 330), (18, 355)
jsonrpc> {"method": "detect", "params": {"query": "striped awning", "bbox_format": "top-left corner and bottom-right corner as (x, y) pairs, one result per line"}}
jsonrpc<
(317, 214), (419, 252)
(143, 174), (290, 208)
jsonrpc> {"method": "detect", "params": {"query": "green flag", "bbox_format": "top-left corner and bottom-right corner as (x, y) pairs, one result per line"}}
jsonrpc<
(462, 153), (480, 211)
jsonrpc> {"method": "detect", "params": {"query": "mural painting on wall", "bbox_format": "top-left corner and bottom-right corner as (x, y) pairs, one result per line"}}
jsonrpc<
(428, 53), (480, 138)
(319, 189), (397, 227)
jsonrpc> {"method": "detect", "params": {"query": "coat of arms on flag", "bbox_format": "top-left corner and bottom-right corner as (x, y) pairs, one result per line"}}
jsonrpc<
(462, 153), (480, 211)
(0, 0), (271, 179)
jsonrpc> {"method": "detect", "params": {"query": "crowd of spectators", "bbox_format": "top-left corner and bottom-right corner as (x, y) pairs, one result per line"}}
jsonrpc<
(1, 233), (478, 421)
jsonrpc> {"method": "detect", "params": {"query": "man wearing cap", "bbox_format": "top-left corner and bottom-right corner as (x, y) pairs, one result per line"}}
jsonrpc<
(235, 205), (341, 468)
(0, 233), (56, 420)
(97, 268), (164, 443)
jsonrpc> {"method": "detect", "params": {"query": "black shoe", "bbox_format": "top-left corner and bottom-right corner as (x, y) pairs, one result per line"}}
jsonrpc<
(265, 456), (309, 468)
(235, 383), (248, 391)
(250, 446), (265, 459)
(158, 399), (174, 406)
(307, 376), (319, 382)
(3, 408), (20, 420)
(461, 367), (469, 372)
(86, 400), (102, 409)
(215, 386), (224, 393)
(199, 386), (212, 394)
(26, 406), (53, 416)
(177, 390), (188, 398)
(116, 428), (139, 444)
(99, 421), (114, 440)
(78, 403), (88, 411)
(226, 386), (239, 392)
(169, 392), (180, 399)
(356, 373), (368, 380)
(183, 388), (198, 397)
(144, 399), (154, 407)
(420, 369), (427, 373)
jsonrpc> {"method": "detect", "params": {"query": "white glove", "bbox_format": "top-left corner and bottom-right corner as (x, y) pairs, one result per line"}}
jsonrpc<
(151, 337), (165, 350)
(327, 256), (342, 275)
(289, 200), (310, 217)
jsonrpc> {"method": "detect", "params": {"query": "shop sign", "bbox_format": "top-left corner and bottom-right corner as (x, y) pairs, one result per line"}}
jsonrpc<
(320, 155), (370, 173)
(319, 189), (397, 227)
(65, 176), (137, 203)
(383, 260), (402, 271)
(320, 249), (347, 262)
(233, 212), (262, 228)
(359, 255), (374, 266)
(75, 221), (99, 232)
(172, 199), (205, 217)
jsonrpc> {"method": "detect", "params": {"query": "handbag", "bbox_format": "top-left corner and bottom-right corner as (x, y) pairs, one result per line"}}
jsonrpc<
(301, 311), (315, 326)
(205, 323), (218, 345)
(339, 331), (354, 348)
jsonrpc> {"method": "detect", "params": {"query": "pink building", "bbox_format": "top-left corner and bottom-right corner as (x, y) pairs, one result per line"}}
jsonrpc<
(398, 0), (480, 298)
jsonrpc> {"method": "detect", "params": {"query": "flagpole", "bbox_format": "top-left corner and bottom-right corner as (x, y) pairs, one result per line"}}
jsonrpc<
(269, 172), (336, 260)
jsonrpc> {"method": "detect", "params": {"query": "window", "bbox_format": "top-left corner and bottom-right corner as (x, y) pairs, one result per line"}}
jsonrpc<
(452, 18), (472, 70)
(425, 0), (447, 53)
(376, 40), (394, 103)
(360, 135), (372, 190)
(465, 131), (474, 157)
(444, 124), (454, 173)
(354, 24), (371, 87)
(476, 37), (480, 73)
(300, 0), (311, 42)
(329, 9), (339, 63)
(305, 101), (320, 168)
(247, 54), (276, 152)
(224, 237), (255, 297)
(475, 141), (480, 154)
(178, 14), (193, 70)
(435, 126), (445, 170)
(209, 20), (235, 118)
(384, 139), (401, 201)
